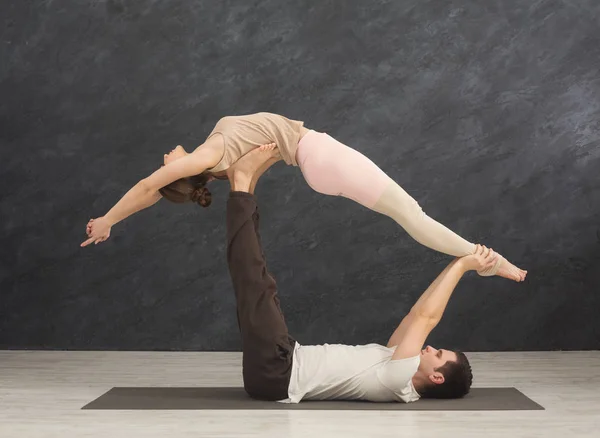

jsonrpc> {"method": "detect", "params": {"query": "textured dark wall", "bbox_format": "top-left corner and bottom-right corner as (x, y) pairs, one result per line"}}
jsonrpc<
(1, 0), (599, 351)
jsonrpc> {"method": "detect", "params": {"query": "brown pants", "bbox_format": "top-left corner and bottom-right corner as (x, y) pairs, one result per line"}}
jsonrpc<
(226, 192), (296, 401)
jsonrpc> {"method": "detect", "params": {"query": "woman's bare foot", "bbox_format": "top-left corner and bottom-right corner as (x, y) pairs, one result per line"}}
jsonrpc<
(478, 252), (528, 282)
(227, 146), (281, 193)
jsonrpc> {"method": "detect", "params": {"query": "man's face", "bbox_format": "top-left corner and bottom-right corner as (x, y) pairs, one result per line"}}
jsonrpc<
(419, 345), (458, 384)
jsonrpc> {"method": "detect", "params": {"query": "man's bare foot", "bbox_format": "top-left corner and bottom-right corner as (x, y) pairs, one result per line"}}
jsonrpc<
(227, 146), (281, 193)
(478, 253), (527, 282)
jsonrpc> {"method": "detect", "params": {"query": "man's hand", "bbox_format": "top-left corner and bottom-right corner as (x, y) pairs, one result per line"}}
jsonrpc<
(258, 142), (277, 152)
(459, 244), (498, 272)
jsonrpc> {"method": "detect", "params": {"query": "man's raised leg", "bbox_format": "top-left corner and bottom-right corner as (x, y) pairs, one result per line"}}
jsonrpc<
(225, 148), (295, 401)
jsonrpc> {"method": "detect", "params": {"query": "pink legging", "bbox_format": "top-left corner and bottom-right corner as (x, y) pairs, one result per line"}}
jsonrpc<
(295, 130), (501, 275)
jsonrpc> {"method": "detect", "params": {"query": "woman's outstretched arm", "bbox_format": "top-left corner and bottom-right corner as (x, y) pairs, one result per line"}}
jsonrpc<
(81, 141), (223, 247)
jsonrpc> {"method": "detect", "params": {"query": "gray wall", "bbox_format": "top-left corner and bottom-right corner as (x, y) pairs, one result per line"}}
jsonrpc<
(1, 0), (599, 351)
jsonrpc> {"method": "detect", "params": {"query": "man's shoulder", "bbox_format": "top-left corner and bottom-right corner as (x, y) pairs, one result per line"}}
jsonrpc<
(378, 356), (421, 383)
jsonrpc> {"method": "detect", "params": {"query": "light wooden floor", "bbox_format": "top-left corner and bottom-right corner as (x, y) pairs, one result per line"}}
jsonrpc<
(1, 351), (599, 438)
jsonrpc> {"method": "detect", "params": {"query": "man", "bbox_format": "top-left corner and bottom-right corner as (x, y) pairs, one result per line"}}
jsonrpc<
(224, 147), (499, 403)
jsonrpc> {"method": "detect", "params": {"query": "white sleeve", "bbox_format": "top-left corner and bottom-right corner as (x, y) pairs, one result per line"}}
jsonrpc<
(377, 356), (421, 402)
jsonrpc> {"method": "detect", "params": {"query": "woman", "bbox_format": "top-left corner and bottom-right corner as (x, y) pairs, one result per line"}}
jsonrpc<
(82, 112), (527, 281)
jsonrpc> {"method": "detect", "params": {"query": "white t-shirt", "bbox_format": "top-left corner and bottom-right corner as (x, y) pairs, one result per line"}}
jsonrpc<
(279, 341), (421, 403)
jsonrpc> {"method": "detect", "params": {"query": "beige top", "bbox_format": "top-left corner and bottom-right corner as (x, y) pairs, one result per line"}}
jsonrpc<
(205, 112), (306, 172)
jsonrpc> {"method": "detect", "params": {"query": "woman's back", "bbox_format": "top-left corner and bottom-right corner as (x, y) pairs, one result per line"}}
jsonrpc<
(206, 112), (306, 172)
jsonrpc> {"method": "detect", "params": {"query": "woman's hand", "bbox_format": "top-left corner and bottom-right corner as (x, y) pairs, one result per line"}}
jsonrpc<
(458, 244), (498, 272)
(81, 217), (112, 247)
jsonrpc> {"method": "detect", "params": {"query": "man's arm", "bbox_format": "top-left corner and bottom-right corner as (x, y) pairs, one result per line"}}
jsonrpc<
(391, 261), (467, 360)
(386, 258), (460, 348)
(390, 246), (497, 360)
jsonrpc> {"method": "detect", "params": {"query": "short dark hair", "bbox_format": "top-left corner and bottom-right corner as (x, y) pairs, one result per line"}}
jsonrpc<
(419, 351), (473, 399)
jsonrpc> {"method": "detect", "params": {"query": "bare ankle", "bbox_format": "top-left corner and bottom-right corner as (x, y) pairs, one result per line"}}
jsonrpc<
(230, 170), (252, 193)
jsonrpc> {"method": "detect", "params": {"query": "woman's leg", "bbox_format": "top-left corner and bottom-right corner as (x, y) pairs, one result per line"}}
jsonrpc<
(296, 131), (526, 281)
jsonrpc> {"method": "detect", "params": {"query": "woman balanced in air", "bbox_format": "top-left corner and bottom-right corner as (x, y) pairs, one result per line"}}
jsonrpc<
(82, 112), (527, 282)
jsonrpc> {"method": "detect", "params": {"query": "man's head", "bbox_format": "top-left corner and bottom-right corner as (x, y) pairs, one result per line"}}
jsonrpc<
(415, 345), (472, 399)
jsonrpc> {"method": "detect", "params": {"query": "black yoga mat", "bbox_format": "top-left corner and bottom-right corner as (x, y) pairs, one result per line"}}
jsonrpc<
(82, 387), (544, 410)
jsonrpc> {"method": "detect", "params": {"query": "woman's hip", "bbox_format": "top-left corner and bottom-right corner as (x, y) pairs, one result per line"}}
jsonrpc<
(295, 130), (390, 207)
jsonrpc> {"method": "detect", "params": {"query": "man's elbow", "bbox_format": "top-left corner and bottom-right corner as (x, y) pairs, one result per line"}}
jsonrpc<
(409, 308), (440, 327)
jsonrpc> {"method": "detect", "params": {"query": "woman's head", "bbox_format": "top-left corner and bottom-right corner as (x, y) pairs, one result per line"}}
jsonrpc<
(163, 145), (187, 166)
(159, 145), (213, 208)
